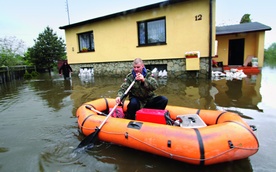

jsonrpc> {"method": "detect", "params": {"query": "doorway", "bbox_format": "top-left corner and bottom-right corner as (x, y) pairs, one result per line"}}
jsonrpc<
(228, 38), (245, 66)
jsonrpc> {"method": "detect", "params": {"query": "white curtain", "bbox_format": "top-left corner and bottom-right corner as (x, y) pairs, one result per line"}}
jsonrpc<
(139, 23), (145, 44)
(79, 32), (94, 50)
(79, 34), (89, 50)
(147, 19), (165, 43)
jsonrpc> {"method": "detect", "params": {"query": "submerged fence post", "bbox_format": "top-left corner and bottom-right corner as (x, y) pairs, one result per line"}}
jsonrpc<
(6, 66), (10, 82)
(0, 65), (36, 84)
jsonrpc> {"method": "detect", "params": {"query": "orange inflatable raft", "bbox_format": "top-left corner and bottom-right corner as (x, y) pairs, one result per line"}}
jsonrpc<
(76, 98), (259, 165)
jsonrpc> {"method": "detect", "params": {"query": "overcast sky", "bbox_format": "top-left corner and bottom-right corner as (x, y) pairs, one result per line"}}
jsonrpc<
(0, 0), (274, 49)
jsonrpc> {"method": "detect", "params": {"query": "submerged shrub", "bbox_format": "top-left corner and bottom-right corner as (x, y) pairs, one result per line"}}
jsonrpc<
(23, 70), (39, 79)
(23, 71), (32, 79)
(31, 71), (39, 77)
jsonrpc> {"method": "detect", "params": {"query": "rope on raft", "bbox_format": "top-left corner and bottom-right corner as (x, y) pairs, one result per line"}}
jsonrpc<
(99, 130), (259, 162)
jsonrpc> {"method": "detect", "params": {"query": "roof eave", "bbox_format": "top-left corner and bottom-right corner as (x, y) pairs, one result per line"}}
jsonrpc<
(216, 28), (272, 36)
(59, 0), (190, 30)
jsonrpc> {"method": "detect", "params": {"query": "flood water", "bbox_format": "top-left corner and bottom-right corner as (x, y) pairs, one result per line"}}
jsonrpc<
(0, 66), (275, 172)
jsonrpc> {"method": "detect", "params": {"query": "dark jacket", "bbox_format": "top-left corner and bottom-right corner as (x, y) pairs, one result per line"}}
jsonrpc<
(59, 62), (72, 76)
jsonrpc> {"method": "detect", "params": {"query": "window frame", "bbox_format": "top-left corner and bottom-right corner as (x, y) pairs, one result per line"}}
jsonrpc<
(137, 17), (167, 47)
(78, 31), (95, 52)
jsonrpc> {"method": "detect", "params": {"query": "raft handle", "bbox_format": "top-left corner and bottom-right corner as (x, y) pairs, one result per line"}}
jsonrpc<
(125, 132), (128, 139)
(250, 125), (257, 131)
(228, 140), (234, 149)
(188, 117), (196, 123)
(167, 140), (171, 148)
(127, 121), (143, 130)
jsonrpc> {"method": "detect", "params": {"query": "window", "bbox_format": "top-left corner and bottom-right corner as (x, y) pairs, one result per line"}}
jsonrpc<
(78, 31), (95, 52)
(138, 17), (166, 46)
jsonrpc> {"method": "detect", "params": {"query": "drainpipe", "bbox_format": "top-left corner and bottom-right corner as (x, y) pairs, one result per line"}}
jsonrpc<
(208, 0), (213, 79)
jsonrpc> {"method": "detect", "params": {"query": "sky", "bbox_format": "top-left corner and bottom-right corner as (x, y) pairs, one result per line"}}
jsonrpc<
(0, 0), (274, 49)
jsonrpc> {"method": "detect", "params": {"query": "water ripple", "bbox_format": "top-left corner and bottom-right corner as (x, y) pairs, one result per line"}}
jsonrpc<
(39, 141), (117, 172)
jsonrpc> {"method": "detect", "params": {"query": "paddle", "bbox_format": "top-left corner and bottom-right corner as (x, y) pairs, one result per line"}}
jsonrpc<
(77, 80), (135, 149)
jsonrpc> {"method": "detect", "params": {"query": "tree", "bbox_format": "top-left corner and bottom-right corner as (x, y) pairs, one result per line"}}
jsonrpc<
(0, 36), (26, 66)
(240, 14), (251, 24)
(26, 26), (66, 74)
(264, 43), (276, 67)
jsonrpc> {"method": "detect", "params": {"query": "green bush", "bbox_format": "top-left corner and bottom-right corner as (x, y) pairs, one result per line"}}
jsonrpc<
(264, 43), (276, 67)
(23, 71), (32, 79)
(23, 70), (39, 79)
(31, 71), (39, 77)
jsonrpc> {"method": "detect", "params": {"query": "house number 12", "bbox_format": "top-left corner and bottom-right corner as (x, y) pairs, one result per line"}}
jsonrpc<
(195, 14), (202, 21)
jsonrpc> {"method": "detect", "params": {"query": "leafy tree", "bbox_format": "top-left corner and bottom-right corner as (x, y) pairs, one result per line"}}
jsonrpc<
(25, 26), (66, 74)
(240, 14), (251, 23)
(0, 36), (26, 66)
(23, 49), (33, 66)
(264, 43), (276, 67)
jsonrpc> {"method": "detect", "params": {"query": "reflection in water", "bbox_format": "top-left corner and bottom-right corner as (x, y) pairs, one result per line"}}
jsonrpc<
(39, 142), (117, 172)
(158, 78), (167, 86)
(27, 78), (72, 111)
(223, 109), (254, 119)
(212, 73), (262, 111)
(226, 79), (243, 100)
(70, 142), (253, 172)
(68, 73), (263, 114)
(63, 79), (72, 91)
(153, 78), (217, 110)
(0, 147), (9, 153)
(79, 75), (95, 84)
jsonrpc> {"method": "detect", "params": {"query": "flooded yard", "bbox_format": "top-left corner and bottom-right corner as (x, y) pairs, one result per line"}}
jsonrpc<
(0, 66), (275, 172)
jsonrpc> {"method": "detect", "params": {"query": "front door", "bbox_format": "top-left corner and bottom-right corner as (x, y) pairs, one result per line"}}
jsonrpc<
(228, 38), (244, 66)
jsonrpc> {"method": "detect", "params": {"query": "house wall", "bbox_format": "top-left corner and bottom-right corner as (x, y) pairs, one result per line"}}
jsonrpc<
(62, 0), (216, 78)
(255, 32), (265, 67)
(215, 31), (265, 67)
(71, 57), (210, 79)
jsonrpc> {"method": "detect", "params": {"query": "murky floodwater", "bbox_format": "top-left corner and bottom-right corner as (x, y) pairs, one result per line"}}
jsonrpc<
(0, 67), (275, 172)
